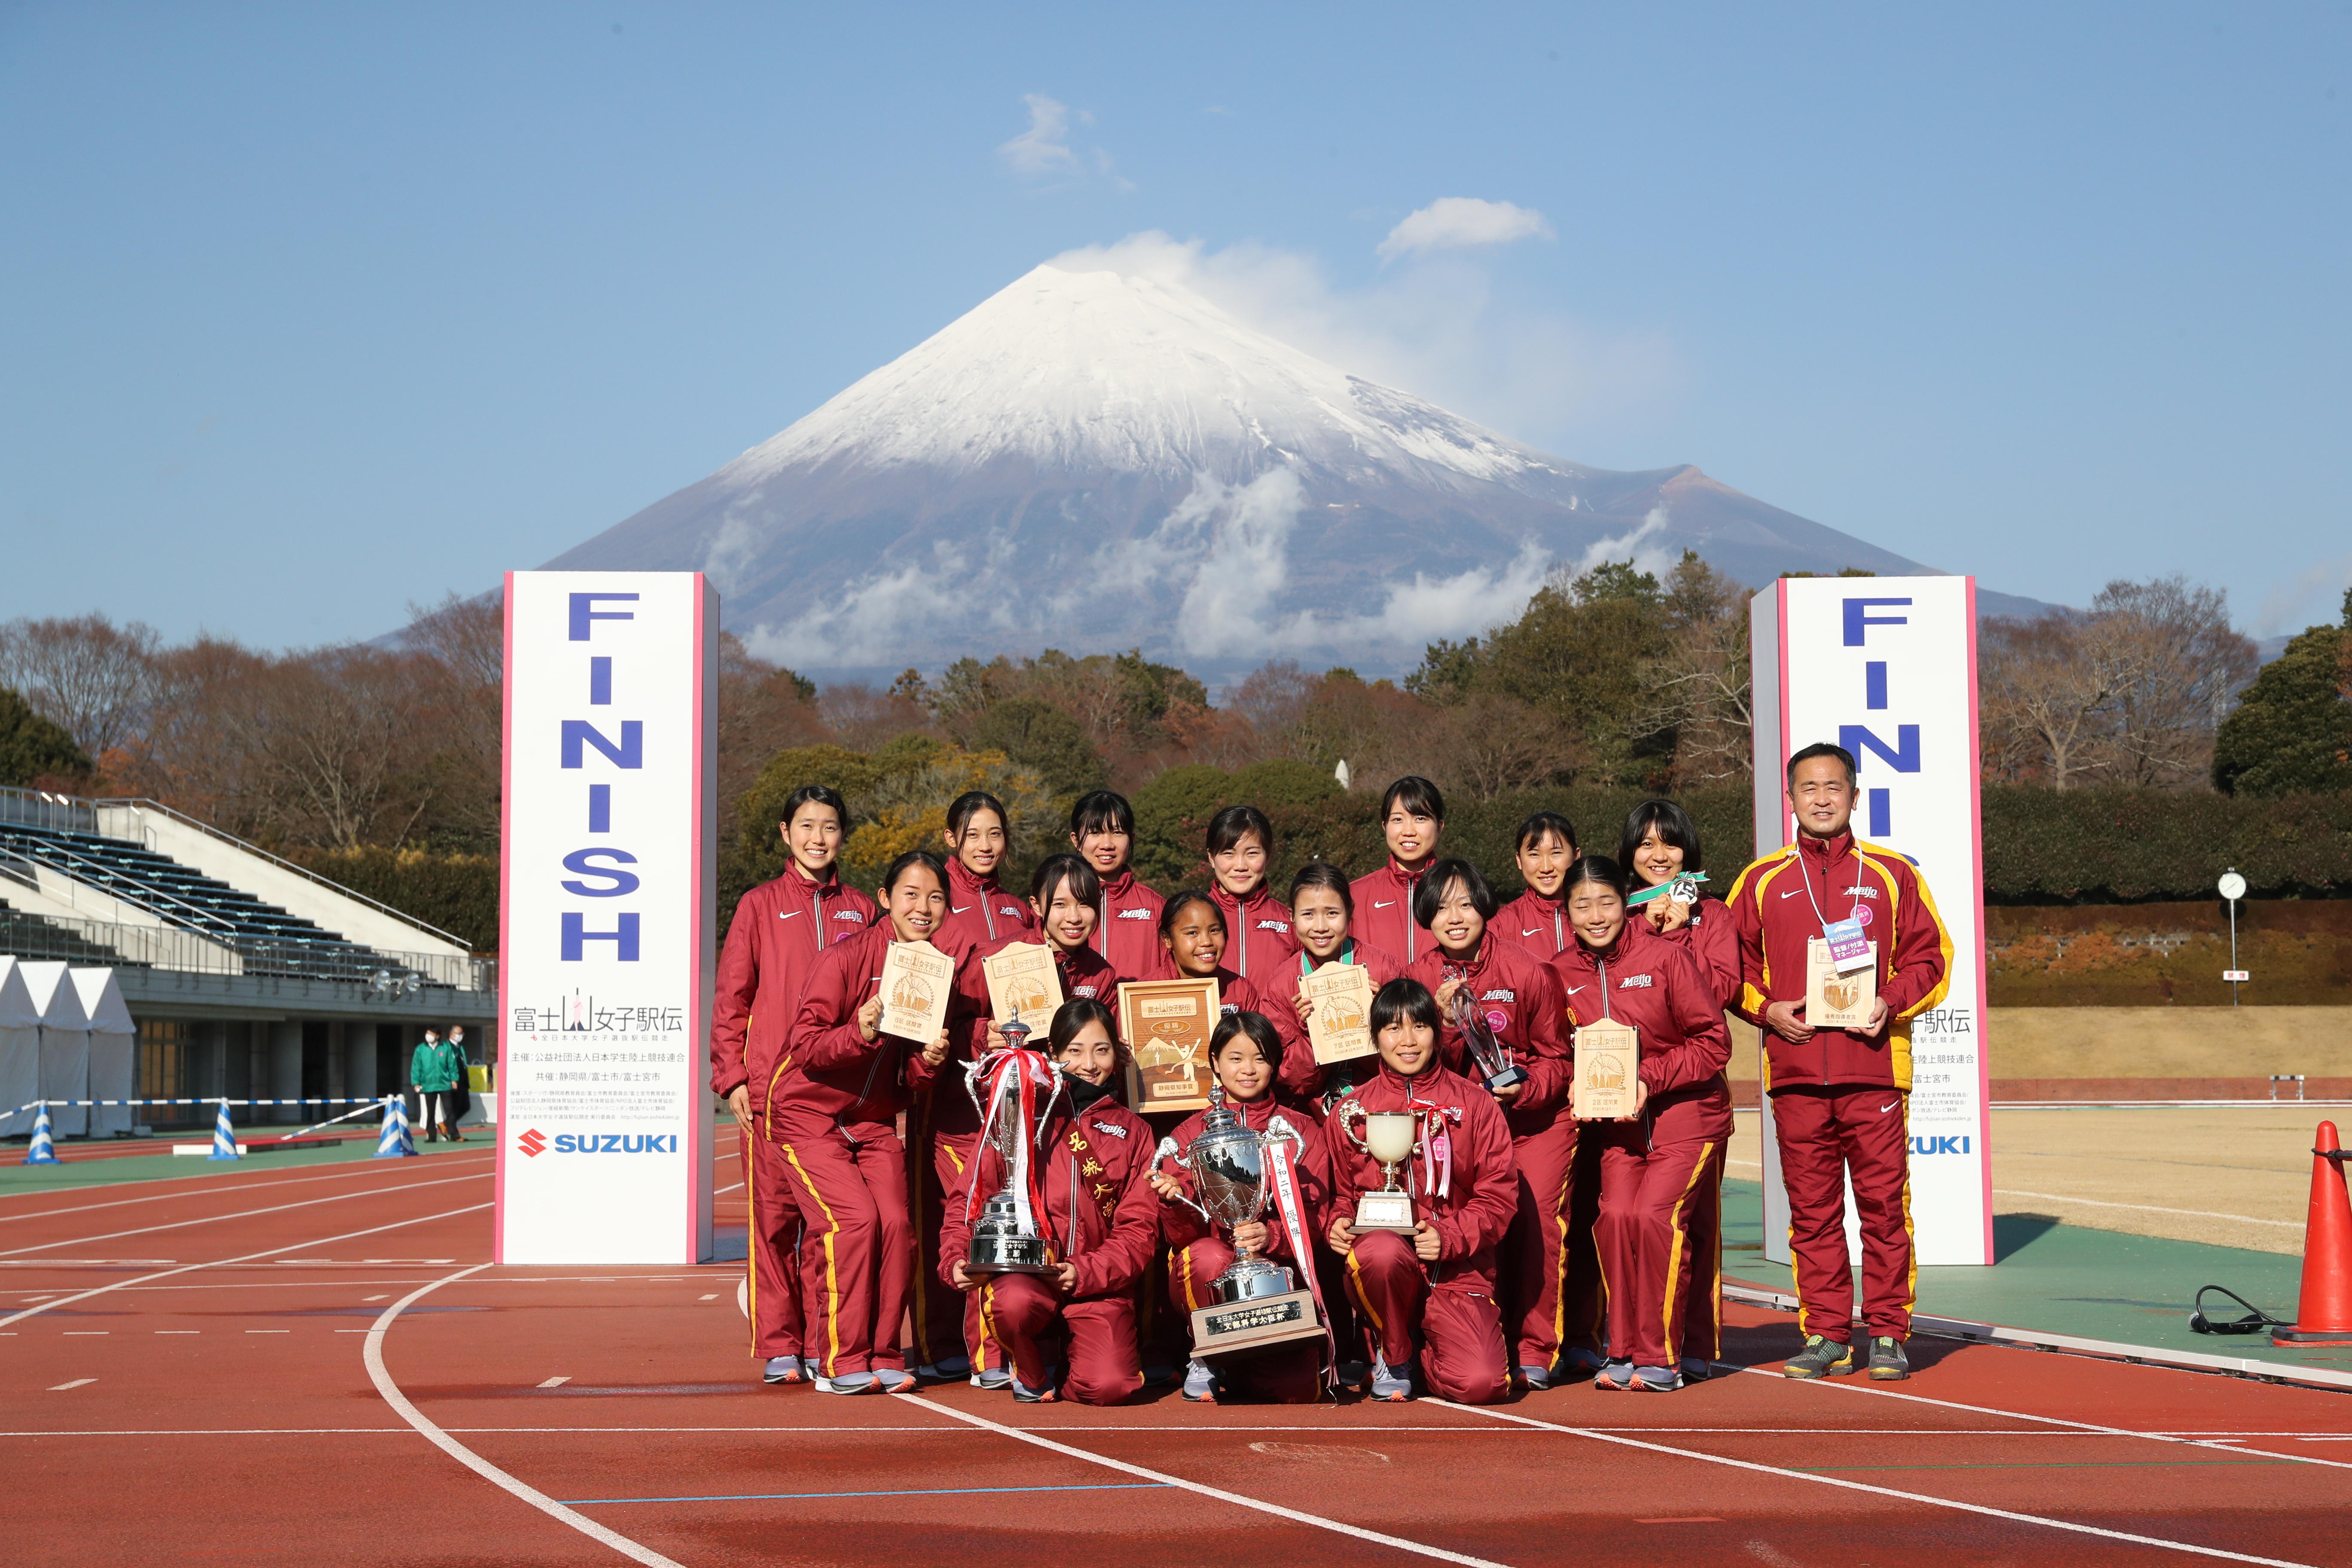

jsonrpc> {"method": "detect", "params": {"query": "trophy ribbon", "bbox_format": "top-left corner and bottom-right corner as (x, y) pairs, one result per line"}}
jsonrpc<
(965, 1047), (1062, 1245)
(1262, 1133), (1337, 1375)
(1406, 1097), (1461, 1198)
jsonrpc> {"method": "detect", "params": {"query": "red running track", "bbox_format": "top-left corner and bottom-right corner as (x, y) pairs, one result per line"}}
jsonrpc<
(4, 1128), (2349, 1568)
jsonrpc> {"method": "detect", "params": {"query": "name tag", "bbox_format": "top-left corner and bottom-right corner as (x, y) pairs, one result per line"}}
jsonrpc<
(1822, 916), (1873, 973)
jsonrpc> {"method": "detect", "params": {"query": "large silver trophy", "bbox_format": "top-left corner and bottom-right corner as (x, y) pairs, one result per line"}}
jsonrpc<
(1157, 1086), (1323, 1357)
(1451, 986), (1528, 1093)
(962, 1017), (1061, 1276)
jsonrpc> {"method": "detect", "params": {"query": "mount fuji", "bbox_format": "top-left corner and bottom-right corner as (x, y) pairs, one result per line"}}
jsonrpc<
(543, 262), (2042, 682)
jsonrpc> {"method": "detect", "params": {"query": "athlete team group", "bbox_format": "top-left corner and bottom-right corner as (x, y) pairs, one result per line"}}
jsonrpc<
(710, 742), (1952, 1404)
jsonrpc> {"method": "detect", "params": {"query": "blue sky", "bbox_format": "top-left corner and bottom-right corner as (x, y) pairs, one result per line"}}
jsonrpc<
(4, 2), (2348, 649)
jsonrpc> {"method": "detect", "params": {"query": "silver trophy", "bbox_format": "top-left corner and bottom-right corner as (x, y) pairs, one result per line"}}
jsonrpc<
(1175, 1085), (1300, 1304)
(1451, 986), (1528, 1093)
(962, 1017), (1061, 1276)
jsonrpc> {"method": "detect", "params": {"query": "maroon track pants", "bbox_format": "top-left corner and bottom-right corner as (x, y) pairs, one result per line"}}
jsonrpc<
(1342, 1230), (1508, 1404)
(1594, 1131), (1726, 1367)
(1502, 1118), (1603, 1372)
(743, 1125), (808, 1361)
(1771, 1084), (1914, 1342)
(977, 1275), (1142, 1405)
(771, 1108), (912, 1378)
(1169, 1237), (1324, 1403)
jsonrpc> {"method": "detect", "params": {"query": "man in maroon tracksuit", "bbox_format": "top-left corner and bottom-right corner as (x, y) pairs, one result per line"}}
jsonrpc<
(1729, 743), (1953, 1381)
(1070, 790), (1164, 979)
(709, 784), (877, 1386)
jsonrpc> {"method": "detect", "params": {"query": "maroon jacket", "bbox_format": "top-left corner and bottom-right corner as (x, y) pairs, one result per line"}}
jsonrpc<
(778, 925), (972, 1128)
(1155, 1093), (1331, 1266)
(940, 857), (1036, 949)
(1266, 940), (1405, 1105)
(1091, 869), (1164, 979)
(1726, 831), (1954, 1094)
(1327, 1062), (1518, 1292)
(1350, 860), (1435, 964)
(1209, 882), (1302, 985)
(939, 1089), (1159, 1300)
(1404, 935), (1573, 1136)
(710, 870), (879, 1107)
(1640, 891), (1741, 1009)
(928, 937), (1121, 1142)
(1492, 888), (1572, 960)
(1549, 921), (1733, 1144)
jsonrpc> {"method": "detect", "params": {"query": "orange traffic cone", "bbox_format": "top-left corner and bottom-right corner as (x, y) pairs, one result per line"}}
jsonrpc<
(2273, 1121), (2352, 1345)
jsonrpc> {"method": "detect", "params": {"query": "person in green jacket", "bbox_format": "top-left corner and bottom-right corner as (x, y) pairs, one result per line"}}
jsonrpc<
(410, 1029), (467, 1143)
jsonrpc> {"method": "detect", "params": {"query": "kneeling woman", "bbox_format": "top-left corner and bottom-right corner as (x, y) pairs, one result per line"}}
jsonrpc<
(940, 999), (1159, 1404)
(780, 850), (963, 1394)
(1550, 856), (1732, 1392)
(1151, 1011), (1332, 1404)
(1325, 978), (1517, 1404)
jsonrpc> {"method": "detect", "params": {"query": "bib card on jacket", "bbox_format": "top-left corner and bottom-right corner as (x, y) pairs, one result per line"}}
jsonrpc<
(1300, 963), (1376, 1064)
(879, 940), (956, 1044)
(1118, 977), (1219, 1112)
(981, 942), (1063, 1039)
(1572, 1019), (1640, 1119)
(1805, 936), (1878, 1028)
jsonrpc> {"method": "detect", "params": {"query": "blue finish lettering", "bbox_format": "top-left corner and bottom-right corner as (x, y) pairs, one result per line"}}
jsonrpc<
(569, 592), (639, 641)
(1840, 723), (1920, 774)
(589, 656), (612, 705)
(561, 720), (642, 769)
(1868, 787), (1891, 837)
(560, 911), (640, 961)
(1865, 661), (1888, 710)
(587, 783), (611, 833)
(1842, 597), (1913, 646)
(560, 847), (640, 897)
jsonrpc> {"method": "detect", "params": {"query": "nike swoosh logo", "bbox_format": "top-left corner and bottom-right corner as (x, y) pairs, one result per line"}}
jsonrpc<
(1880, 1100), (1899, 1114)
(778, 911), (800, 919)
(1782, 890), (1807, 899)
(1565, 986), (1586, 996)
(1520, 928), (1541, 937)
(952, 905), (971, 913)
(1374, 901), (1395, 909)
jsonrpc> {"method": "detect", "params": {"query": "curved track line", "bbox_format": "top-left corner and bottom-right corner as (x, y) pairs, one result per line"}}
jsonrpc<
(898, 1392), (1512, 1567)
(1430, 1400), (2318, 1567)
(0, 1168), (489, 1257)
(0, 1201), (491, 1326)
(0, 1151), (496, 1224)
(364, 1266), (687, 1568)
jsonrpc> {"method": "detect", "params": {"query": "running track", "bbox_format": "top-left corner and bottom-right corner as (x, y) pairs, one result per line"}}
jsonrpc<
(4, 1130), (2348, 1568)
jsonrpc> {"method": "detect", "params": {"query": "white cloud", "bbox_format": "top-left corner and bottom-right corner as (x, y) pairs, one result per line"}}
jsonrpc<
(997, 94), (1079, 176)
(1568, 505), (1678, 582)
(1376, 198), (1553, 260)
(2255, 551), (2352, 638)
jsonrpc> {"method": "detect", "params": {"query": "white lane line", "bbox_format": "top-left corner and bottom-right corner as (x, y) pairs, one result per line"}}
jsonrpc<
(0, 1170), (490, 1259)
(897, 1393), (1511, 1567)
(48, 1379), (95, 1391)
(61, 1331), (107, 1336)
(364, 1267), (687, 1568)
(539, 1376), (571, 1388)
(1430, 1400), (2318, 1567)
(363, 1294), (389, 1302)
(698, 1294), (718, 1302)
(156, 1330), (198, 1335)
(244, 1329), (290, 1335)
(1762, 1367), (2352, 1473)
(0, 1204), (492, 1328)
(714, 1182), (744, 1197)
(0, 1151), (497, 1222)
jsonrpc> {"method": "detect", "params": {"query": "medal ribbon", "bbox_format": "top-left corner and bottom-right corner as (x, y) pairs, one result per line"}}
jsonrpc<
(1402, 1091), (1461, 1198)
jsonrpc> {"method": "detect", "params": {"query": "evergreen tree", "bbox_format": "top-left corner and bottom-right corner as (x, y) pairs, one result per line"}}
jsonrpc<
(0, 685), (92, 787)
(2211, 611), (2352, 795)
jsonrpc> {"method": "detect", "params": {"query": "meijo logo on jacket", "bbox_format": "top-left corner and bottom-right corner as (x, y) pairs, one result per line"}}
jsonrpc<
(1257, 919), (1290, 932)
(1478, 989), (1516, 1003)
(1115, 907), (1153, 920)
(518, 1127), (678, 1156)
(832, 910), (865, 922)
(1618, 974), (1655, 989)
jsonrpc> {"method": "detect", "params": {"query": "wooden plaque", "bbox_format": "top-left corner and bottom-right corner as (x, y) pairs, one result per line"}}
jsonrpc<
(878, 939), (956, 1045)
(1806, 937), (1878, 1029)
(1191, 1289), (1324, 1360)
(982, 942), (1064, 1039)
(1299, 962), (1376, 1065)
(1572, 1018), (1640, 1120)
(1118, 977), (1219, 1112)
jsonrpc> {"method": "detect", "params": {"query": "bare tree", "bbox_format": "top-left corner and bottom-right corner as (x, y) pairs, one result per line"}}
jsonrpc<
(1431, 692), (1583, 800)
(1635, 552), (1752, 786)
(2091, 576), (2257, 788)
(1979, 612), (2115, 789)
(0, 613), (161, 765)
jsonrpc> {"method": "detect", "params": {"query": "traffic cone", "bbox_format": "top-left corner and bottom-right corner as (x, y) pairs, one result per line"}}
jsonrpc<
(2273, 1120), (2352, 1344)
(207, 1100), (242, 1161)
(23, 1103), (58, 1166)
(374, 1096), (415, 1158)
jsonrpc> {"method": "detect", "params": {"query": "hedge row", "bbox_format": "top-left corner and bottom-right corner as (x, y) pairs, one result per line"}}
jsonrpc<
(1977, 785), (2352, 903)
(283, 847), (500, 952)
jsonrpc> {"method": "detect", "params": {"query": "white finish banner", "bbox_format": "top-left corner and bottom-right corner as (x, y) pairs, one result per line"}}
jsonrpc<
(497, 572), (717, 1265)
(1750, 575), (1993, 1268)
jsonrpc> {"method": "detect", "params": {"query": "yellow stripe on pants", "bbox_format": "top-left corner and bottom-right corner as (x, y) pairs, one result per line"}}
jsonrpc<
(778, 1142), (843, 1378)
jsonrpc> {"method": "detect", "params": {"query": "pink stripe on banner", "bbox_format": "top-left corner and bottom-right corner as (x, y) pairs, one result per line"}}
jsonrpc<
(494, 573), (516, 1265)
(687, 576), (710, 1265)
(1962, 575), (1994, 1264)
(1775, 577), (1793, 851)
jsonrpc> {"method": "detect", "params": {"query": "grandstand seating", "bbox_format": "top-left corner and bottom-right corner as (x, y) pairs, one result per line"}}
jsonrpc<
(0, 898), (143, 967)
(0, 823), (422, 985)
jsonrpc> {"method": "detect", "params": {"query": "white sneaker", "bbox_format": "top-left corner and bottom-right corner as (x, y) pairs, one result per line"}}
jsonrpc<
(1182, 1359), (1217, 1402)
(970, 1366), (1013, 1391)
(761, 1355), (804, 1384)
(813, 1371), (877, 1395)
(870, 1367), (916, 1393)
(1370, 1354), (1414, 1401)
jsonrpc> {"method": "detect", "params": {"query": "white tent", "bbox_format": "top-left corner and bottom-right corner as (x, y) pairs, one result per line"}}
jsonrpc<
(19, 961), (90, 1138)
(70, 969), (135, 1135)
(0, 958), (43, 1138)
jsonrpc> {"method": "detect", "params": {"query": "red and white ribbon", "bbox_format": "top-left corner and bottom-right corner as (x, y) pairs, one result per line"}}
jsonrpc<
(967, 1048), (1062, 1246)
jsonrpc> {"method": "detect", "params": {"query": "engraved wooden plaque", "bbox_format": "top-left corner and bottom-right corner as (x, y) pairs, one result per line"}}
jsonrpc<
(982, 942), (1064, 1039)
(1191, 1288), (1324, 1359)
(1300, 962), (1376, 1065)
(1118, 977), (1219, 1113)
(878, 939), (956, 1044)
(1806, 937), (1878, 1029)
(1572, 1018), (1640, 1120)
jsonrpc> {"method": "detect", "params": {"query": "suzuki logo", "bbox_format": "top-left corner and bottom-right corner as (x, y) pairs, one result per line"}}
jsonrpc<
(1909, 1134), (1971, 1155)
(518, 1128), (547, 1157)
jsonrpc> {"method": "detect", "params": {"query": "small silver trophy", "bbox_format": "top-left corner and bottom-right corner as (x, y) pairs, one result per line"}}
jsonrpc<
(1451, 987), (1528, 1093)
(962, 1017), (1060, 1276)
(1333, 1098), (1420, 1232)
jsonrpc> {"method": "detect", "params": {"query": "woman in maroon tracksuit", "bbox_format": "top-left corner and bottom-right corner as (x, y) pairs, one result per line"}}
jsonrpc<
(1133, 891), (1285, 1029)
(1070, 790), (1165, 978)
(1403, 857), (1586, 1389)
(1349, 775), (1446, 964)
(1551, 855), (1732, 1393)
(941, 999), (1159, 1405)
(1277, 861), (1404, 1113)
(778, 850), (965, 1395)
(1620, 799), (1740, 1007)
(1205, 805), (1303, 984)
(907, 789), (1041, 1378)
(1493, 811), (1580, 960)
(1325, 978), (1517, 1404)
(1151, 1011), (1332, 1404)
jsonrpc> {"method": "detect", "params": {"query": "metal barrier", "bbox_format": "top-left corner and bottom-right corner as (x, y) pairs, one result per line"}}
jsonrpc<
(0, 787), (97, 836)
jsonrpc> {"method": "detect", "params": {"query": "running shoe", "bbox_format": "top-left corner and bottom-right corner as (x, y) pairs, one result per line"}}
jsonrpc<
(1557, 1345), (1608, 1378)
(1866, 1337), (1910, 1381)
(1182, 1359), (1218, 1403)
(761, 1355), (804, 1385)
(812, 1372), (877, 1395)
(1593, 1359), (1633, 1391)
(1012, 1378), (1058, 1404)
(1678, 1357), (1714, 1383)
(971, 1366), (1013, 1391)
(1782, 1335), (1855, 1379)
(1370, 1354), (1415, 1402)
(913, 1355), (970, 1381)
(870, 1367), (916, 1393)
(1336, 1359), (1370, 1392)
(1629, 1365), (1684, 1392)
(1515, 1363), (1553, 1391)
